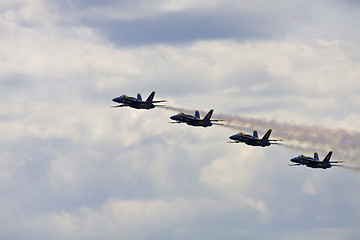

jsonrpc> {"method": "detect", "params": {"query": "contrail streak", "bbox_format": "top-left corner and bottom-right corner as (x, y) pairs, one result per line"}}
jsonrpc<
(160, 105), (360, 166)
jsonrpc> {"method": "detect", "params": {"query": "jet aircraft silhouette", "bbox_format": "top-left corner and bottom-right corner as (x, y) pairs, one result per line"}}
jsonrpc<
(289, 151), (345, 169)
(170, 109), (224, 127)
(112, 91), (166, 110)
(228, 129), (282, 147)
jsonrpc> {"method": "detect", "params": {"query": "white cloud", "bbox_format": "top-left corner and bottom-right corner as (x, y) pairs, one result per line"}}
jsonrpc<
(2, 197), (239, 239)
(199, 147), (272, 220)
(302, 181), (318, 195)
(0, 0), (59, 28)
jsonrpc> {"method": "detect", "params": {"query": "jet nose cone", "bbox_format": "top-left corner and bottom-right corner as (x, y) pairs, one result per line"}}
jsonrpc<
(290, 158), (297, 163)
(170, 114), (181, 121)
(112, 97), (121, 103)
(229, 135), (236, 140)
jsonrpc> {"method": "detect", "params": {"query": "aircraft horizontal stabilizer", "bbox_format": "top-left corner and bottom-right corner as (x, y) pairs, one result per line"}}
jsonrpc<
(210, 119), (225, 122)
(149, 100), (167, 103)
(329, 161), (345, 163)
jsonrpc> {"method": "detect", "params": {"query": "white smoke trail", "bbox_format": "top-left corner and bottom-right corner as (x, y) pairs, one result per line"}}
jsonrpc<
(160, 105), (360, 166)
(340, 166), (360, 173)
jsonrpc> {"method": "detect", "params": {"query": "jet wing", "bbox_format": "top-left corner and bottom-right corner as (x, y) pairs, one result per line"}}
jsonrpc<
(111, 105), (128, 108)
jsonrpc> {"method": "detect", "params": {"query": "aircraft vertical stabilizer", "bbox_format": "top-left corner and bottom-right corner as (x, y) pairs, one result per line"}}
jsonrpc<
(314, 152), (319, 160)
(146, 91), (156, 102)
(323, 151), (333, 162)
(253, 130), (258, 138)
(262, 129), (272, 140)
(195, 110), (200, 119)
(137, 93), (142, 101)
(203, 109), (214, 120)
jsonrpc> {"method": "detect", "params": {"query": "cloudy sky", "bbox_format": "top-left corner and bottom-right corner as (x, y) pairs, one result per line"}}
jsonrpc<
(1, 0), (360, 239)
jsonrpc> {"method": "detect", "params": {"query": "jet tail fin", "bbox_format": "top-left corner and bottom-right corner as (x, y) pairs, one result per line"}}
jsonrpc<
(203, 109), (214, 121)
(146, 91), (156, 102)
(323, 151), (333, 162)
(314, 152), (319, 160)
(253, 130), (258, 138)
(195, 110), (200, 118)
(262, 129), (272, 140)
(137, 93), (142, 101)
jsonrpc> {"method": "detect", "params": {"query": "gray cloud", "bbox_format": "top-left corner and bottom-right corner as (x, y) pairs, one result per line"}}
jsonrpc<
(81, 11), (273, 46)
(53, 0), (309, 46)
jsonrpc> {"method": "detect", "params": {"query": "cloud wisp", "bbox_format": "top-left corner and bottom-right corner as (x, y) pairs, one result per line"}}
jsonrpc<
(161, 105), (360, 167)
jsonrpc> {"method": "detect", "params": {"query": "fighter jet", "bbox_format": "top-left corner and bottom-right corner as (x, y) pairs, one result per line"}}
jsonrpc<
(169, 109), (224, 127)
(228, 129), (282, 147)
(289, 151), (345, 169)
(112, 91), (166, 110)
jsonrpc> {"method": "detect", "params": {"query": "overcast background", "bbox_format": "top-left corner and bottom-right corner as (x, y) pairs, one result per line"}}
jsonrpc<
(1, 0), (360, 239)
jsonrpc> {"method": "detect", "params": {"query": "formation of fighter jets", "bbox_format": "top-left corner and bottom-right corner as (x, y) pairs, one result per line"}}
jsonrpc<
(112, 91), (345, 169)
